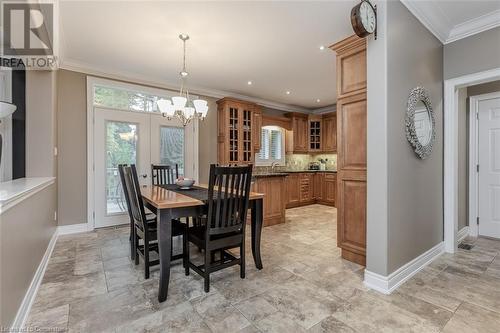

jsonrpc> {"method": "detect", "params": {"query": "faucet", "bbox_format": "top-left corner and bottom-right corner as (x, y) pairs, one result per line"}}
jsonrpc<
(271, 162), (279, 173)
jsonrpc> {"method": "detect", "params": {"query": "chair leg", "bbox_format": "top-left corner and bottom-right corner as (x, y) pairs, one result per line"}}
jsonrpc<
(144, 236), (150, 280)
(204, 246), (211, 293)
(134, 232), (139, 265)
(184, 229), (190, 277)
(240, 239), (246, 279)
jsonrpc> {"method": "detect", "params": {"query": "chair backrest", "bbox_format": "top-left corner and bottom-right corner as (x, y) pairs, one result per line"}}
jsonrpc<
(206, 164), (253, 235)
(118, 164), (133, 222)
(122, 165), (148, 231)
(151, 164), (179, 185)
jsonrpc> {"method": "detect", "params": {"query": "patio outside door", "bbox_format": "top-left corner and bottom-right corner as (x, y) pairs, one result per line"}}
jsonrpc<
(94, 107), (194, 228)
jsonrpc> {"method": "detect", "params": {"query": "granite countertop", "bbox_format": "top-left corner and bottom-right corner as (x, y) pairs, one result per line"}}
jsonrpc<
(253, 170), (337, 177)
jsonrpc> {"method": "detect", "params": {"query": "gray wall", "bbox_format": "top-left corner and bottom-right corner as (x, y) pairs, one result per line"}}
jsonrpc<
(444, 27), (500, 80)
(56, 69), (218, 225)
(386, 0), (444, 273)
(0, 184), (57, 327)
(367, 1), (444, 275)
(1, 71), (58, 327)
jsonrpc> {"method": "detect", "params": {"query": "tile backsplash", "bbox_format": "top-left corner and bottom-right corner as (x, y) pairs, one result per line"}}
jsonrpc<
(285, 154), (337, 171)
(254, 153), (337, 173)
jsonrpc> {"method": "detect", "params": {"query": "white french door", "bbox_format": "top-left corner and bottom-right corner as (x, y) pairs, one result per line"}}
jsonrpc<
(478, 95), (500, 239)
(93, 107), (196, 228)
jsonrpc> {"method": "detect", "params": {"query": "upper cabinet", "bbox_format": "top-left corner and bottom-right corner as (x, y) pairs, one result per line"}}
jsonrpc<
(217, 98), (262, 165)
(309, 116), (322, 152)
(285, 112), (336, 154)
(285, 112), (309, 153)
(331, 35), (367, 99)
(322, 113), (337, 153)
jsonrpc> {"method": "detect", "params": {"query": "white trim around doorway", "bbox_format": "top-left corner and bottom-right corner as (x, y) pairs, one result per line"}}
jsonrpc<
(468, 91), (500, 238)
(444, 67), (500, 253)
(86, 76), (199, 231)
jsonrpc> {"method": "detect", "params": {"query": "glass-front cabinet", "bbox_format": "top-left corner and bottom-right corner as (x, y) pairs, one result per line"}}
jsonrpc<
(217, 98), (262, 165)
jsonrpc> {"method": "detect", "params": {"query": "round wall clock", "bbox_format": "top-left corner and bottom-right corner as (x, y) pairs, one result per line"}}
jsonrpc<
(351, 0), (377, 38)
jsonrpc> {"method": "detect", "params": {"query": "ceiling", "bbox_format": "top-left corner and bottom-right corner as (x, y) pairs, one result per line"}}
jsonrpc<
(59, 1), (359, 112)
(401, 0), (500, 44)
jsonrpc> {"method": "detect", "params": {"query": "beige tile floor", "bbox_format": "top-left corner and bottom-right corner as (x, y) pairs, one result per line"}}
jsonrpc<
(26, 205), (500, 332)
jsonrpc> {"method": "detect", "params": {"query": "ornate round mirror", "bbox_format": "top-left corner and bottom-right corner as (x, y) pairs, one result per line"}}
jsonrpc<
(405, 87), (435, 159)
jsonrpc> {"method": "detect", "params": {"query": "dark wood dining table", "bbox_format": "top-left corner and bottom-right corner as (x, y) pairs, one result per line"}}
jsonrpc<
(141, 184), (264, 302)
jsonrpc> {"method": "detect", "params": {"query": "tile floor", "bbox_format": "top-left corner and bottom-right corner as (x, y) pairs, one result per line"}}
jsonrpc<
(27, 204), (500, 332)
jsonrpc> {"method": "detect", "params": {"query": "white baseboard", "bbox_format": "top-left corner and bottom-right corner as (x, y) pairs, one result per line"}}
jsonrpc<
(57, 223), (89, 235)
(458, 226), (470, 243)
(10, 229), (59, 330)
(364, 242), (444, 295)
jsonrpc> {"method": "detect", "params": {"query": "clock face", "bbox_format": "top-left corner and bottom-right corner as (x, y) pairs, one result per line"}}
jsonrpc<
(360, 1), (376, 33)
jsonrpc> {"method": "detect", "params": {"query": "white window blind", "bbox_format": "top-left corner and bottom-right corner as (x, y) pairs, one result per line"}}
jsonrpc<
(256, 126), (285, 166)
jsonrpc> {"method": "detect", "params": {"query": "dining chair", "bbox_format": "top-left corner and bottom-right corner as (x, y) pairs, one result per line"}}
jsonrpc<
(151, 164), (179, 185)
(184, 164), (253, 292)
(122, 164), (186, 279)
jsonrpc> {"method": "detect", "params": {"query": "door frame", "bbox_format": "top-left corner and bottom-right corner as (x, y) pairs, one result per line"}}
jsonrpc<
(86, 76), (199, 231)
(444, 67), (500, 253)
(468, 91), (500, 238)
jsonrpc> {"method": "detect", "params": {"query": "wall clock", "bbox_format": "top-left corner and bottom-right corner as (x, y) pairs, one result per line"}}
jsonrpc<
(351, 0), (377, 39)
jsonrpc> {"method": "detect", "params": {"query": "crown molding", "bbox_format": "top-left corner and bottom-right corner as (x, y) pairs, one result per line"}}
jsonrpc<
(312, 104), (336, 114)
(446, 9), (500, 44)
(400, 0), (448, 44)
(401, 0), (500, 45)
(59, 58), (309, 113)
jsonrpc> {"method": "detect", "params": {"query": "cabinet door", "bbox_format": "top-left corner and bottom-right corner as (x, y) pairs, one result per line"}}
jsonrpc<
(322, 114), (337, 153)
(228, 106), (240, 164)
(286, 174), (300, 207)
(292, 117), (308, 153)
(253, 108), (262, 152)
(255, 177), (285, 226)
(240, 106), (253, 164)
(324, 173), (336, 205)
(313, 173), (323, 200)
(309, 118), (322, 152)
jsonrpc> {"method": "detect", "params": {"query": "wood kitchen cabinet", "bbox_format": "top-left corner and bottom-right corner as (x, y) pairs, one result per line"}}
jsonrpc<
(309, 116), (322, 152)
(299, 173), (314, 204)
(286, 173), (301, 208)
(253, 176), (286, 226)
(331, 35), (367, 266)
(285, 113), (308, 153)
(313, 173), (323, 200)
(322, 113), (337, 153)
(217, 97), (262, 165)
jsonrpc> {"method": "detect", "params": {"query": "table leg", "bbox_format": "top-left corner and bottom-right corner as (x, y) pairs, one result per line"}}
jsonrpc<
(251, 198), (263, 270)
(157, 208), (172, 302)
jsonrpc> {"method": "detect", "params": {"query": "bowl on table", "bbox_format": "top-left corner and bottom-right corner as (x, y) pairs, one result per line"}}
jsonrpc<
(175, 178), (195, 189)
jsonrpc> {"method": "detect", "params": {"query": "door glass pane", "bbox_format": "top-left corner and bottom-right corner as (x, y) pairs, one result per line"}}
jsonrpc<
(160, 126), (184, 177)
(106, 121), (137, 214)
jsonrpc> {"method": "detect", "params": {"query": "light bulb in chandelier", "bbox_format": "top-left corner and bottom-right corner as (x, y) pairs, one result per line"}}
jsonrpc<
(180, 71), (188, 77)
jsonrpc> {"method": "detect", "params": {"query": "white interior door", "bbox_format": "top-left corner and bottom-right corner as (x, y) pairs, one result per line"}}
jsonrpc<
(94, 107), (150, 228)
(478, 95), (500, 239)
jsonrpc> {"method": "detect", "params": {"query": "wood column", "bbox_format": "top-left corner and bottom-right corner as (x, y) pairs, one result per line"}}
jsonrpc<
(330, 35), (367, 266)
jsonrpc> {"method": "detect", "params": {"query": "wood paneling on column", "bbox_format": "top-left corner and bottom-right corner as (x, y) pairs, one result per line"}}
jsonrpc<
(331, 35), (367, 266)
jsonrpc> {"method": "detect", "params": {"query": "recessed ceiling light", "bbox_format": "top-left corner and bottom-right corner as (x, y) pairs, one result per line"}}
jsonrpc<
(316, 99), (321, 103)
(286, 91), (291, 95)
(319, 45), (325, 50)
(247, 81), (252, 85)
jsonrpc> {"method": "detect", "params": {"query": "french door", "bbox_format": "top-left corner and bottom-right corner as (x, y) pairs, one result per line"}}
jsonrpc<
(93, 107), (196, 228)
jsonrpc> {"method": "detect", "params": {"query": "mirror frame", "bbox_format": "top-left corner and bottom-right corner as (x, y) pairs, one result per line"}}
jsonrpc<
(405, 87), (435, 159)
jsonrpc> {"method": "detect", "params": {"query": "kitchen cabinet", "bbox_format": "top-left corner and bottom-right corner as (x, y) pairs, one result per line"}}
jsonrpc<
(322, 113), (337, 153)
(309, 116), (322, 152)
(253, 176), (286, 226)
(217, 98), (262, 165)
(285, 113), (308, 153)
(286, 172), (336, 208)
(331, 34), (367, 266)
(286, 173), (301, 208)
(299, 173), (314, 204)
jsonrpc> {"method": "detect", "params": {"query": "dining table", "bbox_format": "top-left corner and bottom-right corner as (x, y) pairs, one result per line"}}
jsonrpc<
(141, 183), (264, 302)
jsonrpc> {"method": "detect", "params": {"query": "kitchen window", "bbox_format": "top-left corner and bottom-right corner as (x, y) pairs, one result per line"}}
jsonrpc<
(256, 126), (285, 166)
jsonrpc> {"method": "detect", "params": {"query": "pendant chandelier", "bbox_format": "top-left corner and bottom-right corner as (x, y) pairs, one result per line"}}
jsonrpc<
(157, 34), (208, 126)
